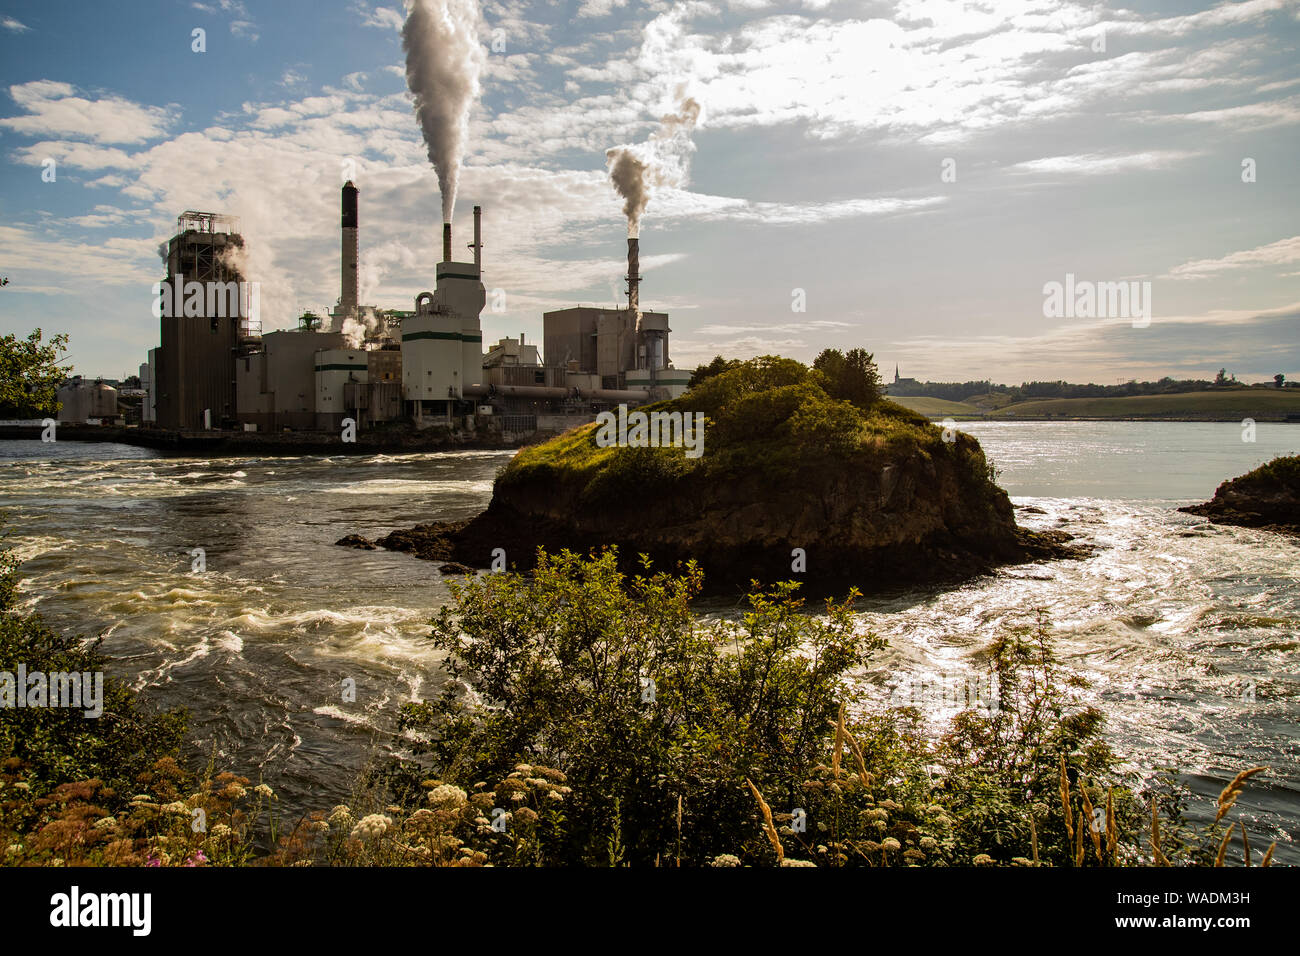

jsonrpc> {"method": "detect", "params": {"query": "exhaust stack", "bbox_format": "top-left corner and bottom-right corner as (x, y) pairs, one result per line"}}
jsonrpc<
(626, 237), (641, 320)
(442, 222), (452, 263)
(472, 205), (482, 275)
(341, 181), (359, 320)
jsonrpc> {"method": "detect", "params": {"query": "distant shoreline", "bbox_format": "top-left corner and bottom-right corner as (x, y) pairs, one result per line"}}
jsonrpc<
(4, 416), (1300, 458)
(889, 388), (1300, 422)
(0, 424), (528, 456)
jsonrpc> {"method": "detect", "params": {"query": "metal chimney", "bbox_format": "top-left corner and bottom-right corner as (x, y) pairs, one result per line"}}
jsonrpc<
(472, 205), (482, 276)
(442, 222), (452, 263)
(341, 181), (358, 320)
(626, 237), (641, 319)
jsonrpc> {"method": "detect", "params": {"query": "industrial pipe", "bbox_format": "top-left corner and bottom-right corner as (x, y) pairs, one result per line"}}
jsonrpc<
(442, 222), (452, 263)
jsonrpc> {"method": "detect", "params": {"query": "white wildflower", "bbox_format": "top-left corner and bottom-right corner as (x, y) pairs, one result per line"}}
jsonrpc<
(350, 813), (391, 842)
(427, 784), (468, 810)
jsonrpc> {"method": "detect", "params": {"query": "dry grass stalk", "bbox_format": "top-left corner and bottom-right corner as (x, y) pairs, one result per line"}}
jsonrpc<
(1079, 781), (1103, 865)
(676, 794), (682, 868)
(842, 723), (874, 788)
(1241, 823), (1251, 867)
(1215, 766), (1267, 823)
(831, 702), (846, 779)
(1105, 788), (1117, 862)
(1059, 756), (1074, 847)
(1029, 814), (1039, 866)
(1150, 800), (1167, 866)
(1074, 815), (1085, 867)
(746, 777), (784, 864)
(1214, 821), (1236, 867)
(1261, 842), (1276, 867)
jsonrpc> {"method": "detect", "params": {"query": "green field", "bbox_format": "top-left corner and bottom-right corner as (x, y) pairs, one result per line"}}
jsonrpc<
(986, 390), (1300, 420)
(889, 395), (983, 417)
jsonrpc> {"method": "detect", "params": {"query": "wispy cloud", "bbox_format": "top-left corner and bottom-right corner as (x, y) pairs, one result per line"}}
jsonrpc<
(1007, 151), (1199, 176)
(1, 16), (30, 33)
(1168, 236), (1300, 280)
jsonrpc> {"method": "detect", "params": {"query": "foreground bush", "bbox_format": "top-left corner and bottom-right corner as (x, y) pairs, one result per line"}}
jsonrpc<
(0, 539), (1277, 866)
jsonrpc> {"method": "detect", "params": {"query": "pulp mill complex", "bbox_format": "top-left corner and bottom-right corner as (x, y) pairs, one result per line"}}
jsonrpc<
(70, 183), (691, 437)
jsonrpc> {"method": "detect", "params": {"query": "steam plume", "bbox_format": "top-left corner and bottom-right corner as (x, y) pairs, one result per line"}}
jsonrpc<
(605, 96), (701, 238)
(403, 0), (483, 223)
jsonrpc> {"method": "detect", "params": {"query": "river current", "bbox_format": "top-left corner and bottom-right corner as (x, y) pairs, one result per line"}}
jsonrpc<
(1, 421), (1297, 860)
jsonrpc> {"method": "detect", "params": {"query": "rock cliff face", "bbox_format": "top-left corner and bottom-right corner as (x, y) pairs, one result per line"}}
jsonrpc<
(1179, 456), (1300, 536)
(340, 360), (1084, 595)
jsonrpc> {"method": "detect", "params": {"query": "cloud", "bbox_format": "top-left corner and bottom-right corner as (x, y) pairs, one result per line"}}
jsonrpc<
(1007, 150), (1199, 176)
(1, 81), (174, 144)
(2, 16), (30, 32)
(577, 0), (630, 18)
(192, 1), (258, 41)
(1167, 236), (1300, 280)
(352, 2), (405, 31)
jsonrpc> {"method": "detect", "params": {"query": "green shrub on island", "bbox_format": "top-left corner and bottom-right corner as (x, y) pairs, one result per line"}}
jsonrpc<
(500, 354), (995, 506)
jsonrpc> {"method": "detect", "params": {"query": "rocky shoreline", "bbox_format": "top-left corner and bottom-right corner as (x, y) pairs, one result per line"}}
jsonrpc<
(1179, 455), (1300, 537)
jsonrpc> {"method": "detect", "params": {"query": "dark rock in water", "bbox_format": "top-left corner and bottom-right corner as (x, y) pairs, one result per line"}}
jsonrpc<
(335, 534), (377, 550)
(1178, 456), (1300, 537)
(438, 562), (476, 575)
(375, 520), (468, 559)
(1017, 505), (1048, 515)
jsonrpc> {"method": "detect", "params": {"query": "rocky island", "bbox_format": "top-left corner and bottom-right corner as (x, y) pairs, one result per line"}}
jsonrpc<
(1179, 455), (1300, 536)
(340, 356), (1085, 595)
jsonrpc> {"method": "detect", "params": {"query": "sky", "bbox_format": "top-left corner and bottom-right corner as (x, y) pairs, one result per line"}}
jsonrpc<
(0, 0), (1298, 385)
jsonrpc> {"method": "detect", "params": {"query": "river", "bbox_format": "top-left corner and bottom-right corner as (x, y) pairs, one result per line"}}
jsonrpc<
(1, 421), (1297, 860)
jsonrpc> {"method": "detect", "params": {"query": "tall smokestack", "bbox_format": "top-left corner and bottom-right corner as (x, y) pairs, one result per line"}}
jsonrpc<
(472, 205), (482, 275)
(443, 222), (452, 263)
(626, 237), (641, 319)
(341, 181), (359, 319)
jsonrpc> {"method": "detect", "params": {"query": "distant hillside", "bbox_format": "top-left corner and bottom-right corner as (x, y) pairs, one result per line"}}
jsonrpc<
(987, 390), (1300, 421)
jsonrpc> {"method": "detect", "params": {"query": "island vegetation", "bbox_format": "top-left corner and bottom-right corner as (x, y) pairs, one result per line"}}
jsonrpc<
(347, 353), (1082, 593)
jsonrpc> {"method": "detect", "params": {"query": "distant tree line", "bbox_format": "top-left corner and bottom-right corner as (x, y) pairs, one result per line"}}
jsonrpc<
(885, 375), (1294, 401)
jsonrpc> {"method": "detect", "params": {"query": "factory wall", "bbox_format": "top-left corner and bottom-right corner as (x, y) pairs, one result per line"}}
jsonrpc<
(314, 348), (367, 430)
(140, 350), (157, 423)
(542, 308), (597, 372)
(235, 353), (272, 430)
(543, 307), (671, 388)
(235, 329), (346, 431)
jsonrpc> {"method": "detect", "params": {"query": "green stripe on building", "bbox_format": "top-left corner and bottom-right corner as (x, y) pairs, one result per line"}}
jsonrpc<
(402, 331), (482, 343)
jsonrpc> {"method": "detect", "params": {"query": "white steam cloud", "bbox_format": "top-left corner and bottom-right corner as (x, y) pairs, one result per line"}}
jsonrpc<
(402, 0), (484, 223)
(606, 96), (701, 238)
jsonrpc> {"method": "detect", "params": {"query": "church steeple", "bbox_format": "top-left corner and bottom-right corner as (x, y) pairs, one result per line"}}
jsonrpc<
(894, 364), (900, 384)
